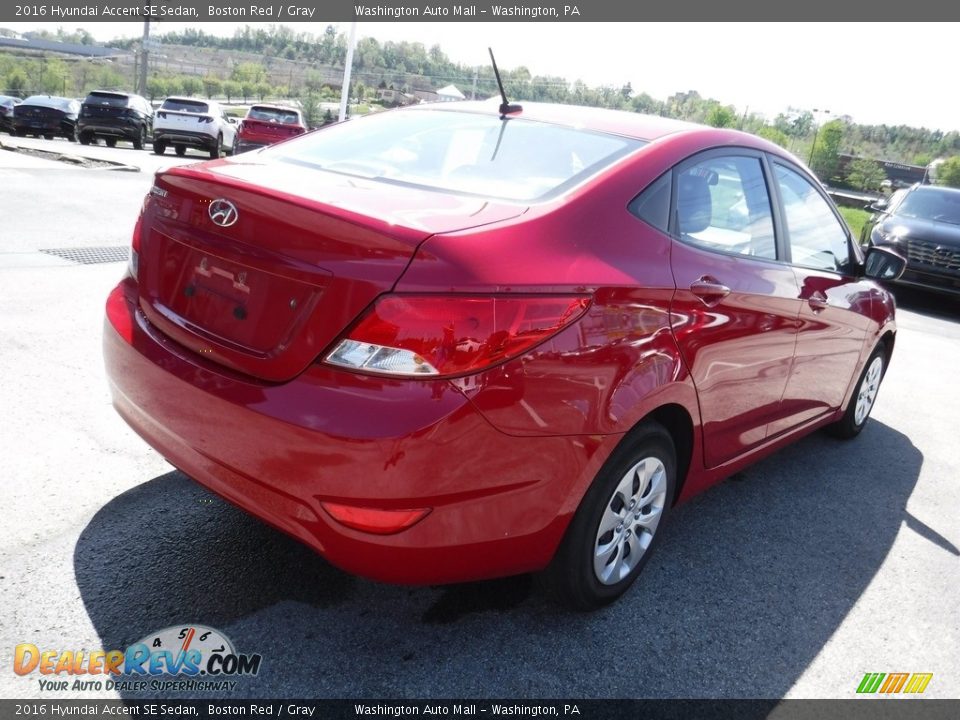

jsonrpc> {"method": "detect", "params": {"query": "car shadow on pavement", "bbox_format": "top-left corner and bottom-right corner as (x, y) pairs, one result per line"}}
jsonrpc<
(75, 420), (922, 699)
(890, 286), (960, 322)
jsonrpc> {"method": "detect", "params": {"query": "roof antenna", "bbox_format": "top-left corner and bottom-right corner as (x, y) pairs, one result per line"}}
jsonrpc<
(488, 48), (522, 116)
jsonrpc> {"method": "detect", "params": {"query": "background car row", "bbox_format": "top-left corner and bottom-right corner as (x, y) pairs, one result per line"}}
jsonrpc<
(2, 90), (307, 157)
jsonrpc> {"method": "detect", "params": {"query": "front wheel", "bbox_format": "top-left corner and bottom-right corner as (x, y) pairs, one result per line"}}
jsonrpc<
(152, 140), (167, 155)
(209, 134), (223, 159)
(133, 126), (145, 150)
(544, 422), (676, 610)
(826, 345), (886, 439)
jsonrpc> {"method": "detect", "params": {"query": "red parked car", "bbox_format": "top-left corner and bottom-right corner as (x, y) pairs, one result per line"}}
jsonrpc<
(232, 104), (307, 154)
(104, 102), (906, 608)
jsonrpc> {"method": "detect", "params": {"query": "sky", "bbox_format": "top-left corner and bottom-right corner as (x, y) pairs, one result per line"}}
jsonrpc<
(5, 21), (959, 132)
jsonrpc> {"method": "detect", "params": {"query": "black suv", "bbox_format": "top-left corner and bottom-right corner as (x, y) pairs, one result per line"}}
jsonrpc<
(862, 184), (960, 296)
(78, 91), (153, 149)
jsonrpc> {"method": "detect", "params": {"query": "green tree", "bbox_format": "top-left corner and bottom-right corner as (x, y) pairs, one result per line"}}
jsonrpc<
(146, 77), (167, 102)
(756, 125), (789, 148)
(297, 90), (321, 128)
(810, 119), (845, 180)
(203, 76), (222, 99)
(845, 158), (886, 191)
(705, 105), (736, 128)
(240, 82), (255, 103)
(181, 76), (202, 96)
(936, 156), (960, 188)
(255, 82), (272, 102)
(223, 80), (242, 103)
(6, 67), (28, 95)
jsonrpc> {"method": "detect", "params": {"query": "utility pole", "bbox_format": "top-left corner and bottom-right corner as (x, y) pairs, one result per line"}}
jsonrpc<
(338, 21), (357, 122)
(138, 19), (150, 97)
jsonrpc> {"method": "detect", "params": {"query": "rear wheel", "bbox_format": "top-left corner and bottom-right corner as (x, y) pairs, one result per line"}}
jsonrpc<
(43, 133), (54, 140)
(105, 137), (117, 148)
(209, 134), (223, 159)
(826, 345), (886, 439)
(174, 145), (186, 157)
(545, 422), (676, 610)
(152, 140), (167, 155)
(68, 126), (79, 143)
(133, 126), (145, 150)
(79, 132), (92, 146)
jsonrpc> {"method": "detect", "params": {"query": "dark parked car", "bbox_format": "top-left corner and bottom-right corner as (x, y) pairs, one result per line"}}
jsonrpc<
(104, 102), (906, 609)
(78, 90), (153, 149)
(862, 184), (960, 295)
(233, 104), (307, 154)
(0, 95), (21, 135)
(12, 95), (80, 141)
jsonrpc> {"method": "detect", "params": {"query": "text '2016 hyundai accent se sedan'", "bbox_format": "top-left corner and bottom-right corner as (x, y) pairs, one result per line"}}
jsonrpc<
(104, 101), (906, 608)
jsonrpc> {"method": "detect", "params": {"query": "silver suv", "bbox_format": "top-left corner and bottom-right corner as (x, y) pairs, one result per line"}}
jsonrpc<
(152, 97), (237, 159)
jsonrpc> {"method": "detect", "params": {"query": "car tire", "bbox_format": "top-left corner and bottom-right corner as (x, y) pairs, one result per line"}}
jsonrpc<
(105, 137), (117, 148)
(544, 422), (676, 610)
(68, 126), (79, 143)
(210, 134), (223, 159)
(174, 145), (186, 157)
(79, 132), (92, 146)
(231, 135), (240, 155)
(133, 126), (145, 150)
(43, 134), (54, 140)
(826, 344), (886, 440)
(153, 140), (167, 156)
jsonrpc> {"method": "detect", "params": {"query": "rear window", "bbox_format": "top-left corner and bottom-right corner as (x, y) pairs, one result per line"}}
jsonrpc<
(85, 92), (129, 107)
(161, 98), (209, 113)
(248, 106), (301, 125)
(265, 109), (644, 202)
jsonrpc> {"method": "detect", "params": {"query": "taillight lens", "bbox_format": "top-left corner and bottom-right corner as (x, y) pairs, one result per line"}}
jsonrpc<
(128, 212), (143, 280)
(325, 295), (590, 378)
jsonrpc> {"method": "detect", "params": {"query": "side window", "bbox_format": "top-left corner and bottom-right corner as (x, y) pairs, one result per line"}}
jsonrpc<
(628, 172), (671, 232)
(774, 163), (851, 272)
(674, 156), (776, 259)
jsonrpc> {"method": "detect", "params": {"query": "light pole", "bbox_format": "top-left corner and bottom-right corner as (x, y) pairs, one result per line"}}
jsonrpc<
(807, 108), (832, 167)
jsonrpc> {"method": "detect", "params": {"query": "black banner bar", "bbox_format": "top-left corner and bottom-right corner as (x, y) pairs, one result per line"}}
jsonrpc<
(2, 0), (960, 22)
(0, 700), (958, 720)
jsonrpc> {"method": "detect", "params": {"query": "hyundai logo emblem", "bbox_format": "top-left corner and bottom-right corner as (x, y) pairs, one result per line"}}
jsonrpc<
(208, 199), (239, 228)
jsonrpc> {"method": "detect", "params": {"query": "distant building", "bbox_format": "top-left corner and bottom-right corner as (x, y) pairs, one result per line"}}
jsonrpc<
(376, 88), (416, 106)
(435, 84), (465, 102)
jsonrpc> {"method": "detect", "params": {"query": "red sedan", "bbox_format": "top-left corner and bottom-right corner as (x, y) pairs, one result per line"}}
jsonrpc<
(104, 101), (905, 608)
(232, 104), (307, 154)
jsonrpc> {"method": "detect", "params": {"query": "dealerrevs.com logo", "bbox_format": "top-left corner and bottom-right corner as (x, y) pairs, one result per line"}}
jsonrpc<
(13, 625), (262, 693)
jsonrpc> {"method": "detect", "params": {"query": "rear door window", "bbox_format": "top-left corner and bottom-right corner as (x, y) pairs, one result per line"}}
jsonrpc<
(674, 155), (777, 259)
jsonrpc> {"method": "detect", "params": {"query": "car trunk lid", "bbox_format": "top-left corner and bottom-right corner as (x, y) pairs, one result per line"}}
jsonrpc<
(137, 158), (526, 382)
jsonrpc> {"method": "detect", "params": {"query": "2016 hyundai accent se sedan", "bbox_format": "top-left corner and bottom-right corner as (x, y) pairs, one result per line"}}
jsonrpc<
(104, 101), (906, 609)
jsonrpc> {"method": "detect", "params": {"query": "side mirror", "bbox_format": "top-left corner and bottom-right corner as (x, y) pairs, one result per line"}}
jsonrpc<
(864, 246), (907, 281)
(866, 198), (888, 213)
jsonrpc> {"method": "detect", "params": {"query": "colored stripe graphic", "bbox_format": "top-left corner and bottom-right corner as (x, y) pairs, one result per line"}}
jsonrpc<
(880, 673), (909, 694)
(857, 673), (885, 694)
(857, 672), (933, 694)
(903, 673), (933, 694)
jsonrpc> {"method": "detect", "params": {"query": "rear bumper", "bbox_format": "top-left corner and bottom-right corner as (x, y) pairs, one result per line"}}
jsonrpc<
(103, 280), (602, 584)
(236, 140), (267, 153)
(78, 120), (141, 139)
(153, 129), (217, 148)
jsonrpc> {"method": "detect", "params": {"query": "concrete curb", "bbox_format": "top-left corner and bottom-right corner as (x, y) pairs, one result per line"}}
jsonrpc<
(0, 136), (140, 172)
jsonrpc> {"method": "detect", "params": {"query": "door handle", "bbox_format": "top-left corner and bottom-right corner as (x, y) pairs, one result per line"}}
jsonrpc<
(807, 291), (829, 311)
(690, 276), (731, 306)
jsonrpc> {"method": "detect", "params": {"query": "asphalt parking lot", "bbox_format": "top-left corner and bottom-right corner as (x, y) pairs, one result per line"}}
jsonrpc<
(0, 137), (957, 700)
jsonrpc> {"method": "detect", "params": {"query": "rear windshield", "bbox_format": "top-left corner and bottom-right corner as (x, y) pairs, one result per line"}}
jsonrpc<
(897, 188), (960, 225)
(21, 96), (76, 112)
(265, 109), (644, 202)
(85, 92), (129, 107)
(248, 106), (300, 124)
(161, 98), (209, 113)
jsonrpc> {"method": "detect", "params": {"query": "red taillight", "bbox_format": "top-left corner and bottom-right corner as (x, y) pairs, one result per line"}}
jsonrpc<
(325, 295), (590, 378)
(320, 502), (431, 535)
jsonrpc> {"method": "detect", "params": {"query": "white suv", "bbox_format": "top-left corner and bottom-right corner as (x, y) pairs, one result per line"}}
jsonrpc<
(152, 97), (237, 159)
